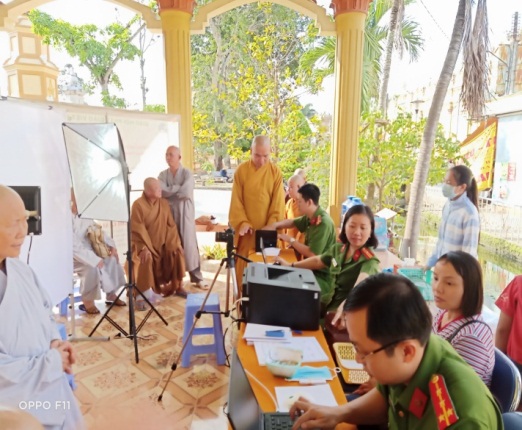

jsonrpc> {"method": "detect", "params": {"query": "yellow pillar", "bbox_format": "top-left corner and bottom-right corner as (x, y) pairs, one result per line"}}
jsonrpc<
(329, 0), (372, 218)
(158, 0), (195, 169)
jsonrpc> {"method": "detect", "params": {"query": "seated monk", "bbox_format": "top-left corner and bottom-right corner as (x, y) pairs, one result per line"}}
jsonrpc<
(131, 178), (187, 310)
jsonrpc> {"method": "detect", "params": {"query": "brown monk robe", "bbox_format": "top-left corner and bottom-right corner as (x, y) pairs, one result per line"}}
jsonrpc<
(130, 178), (187, 300)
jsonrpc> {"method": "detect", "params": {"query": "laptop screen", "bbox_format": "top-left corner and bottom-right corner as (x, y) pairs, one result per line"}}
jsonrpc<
(228, 349), (262, 430)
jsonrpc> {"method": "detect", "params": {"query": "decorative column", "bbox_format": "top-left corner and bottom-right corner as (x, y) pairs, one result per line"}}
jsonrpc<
(328, 0), (372, 218)
(2, 16), (59, 101)
(157, 0), (196, 169)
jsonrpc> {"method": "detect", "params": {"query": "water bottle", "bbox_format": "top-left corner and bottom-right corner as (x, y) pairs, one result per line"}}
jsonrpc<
(341, 195), (356, 226)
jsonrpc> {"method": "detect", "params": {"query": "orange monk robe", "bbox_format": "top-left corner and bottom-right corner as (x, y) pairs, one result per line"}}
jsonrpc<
(285, 198), (305, 244)
(130, 194), (185, 295)
(229, 160), (285, 288)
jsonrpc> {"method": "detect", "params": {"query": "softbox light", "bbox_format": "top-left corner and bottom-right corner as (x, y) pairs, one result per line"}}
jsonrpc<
(62, 123), (129, 222)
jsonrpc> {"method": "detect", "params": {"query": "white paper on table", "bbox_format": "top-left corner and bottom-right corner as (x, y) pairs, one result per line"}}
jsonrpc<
(243, 323), (292, 342)
(275, 384), (338, 412)
(254, 337), (329, 365)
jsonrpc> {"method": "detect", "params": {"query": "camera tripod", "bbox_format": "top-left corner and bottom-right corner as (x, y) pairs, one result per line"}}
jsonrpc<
(157, 240), (251, 401)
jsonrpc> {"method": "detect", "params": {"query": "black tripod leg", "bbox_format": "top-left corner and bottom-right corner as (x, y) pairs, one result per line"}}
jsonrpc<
(133, 287), (168, 327)
(88, 286), (127, 337)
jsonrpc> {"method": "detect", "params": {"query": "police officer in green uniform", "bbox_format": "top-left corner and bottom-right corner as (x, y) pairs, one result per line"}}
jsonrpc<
(270, 183), (337, 306)
(289, 273), (504, 430)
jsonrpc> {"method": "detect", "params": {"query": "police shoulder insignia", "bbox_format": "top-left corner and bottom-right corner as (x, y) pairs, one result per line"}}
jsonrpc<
(408, 387), (428, 419)
(361, 247), (374, 260)
(428, 374), (459, 429)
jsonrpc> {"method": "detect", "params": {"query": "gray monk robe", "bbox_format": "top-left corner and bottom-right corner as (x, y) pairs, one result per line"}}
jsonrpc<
(130, 194), (186, 295)
(158, 166), (203, 281)
(72, 215), (126, 300)
(0, 258), (84, 430)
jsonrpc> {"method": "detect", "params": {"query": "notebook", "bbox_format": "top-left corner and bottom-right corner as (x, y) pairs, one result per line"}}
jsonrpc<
(228, 348), (294, 430)
(255, 230), (278, 252)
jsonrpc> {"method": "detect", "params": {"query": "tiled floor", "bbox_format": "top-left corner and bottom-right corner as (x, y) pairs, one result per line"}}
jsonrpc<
(58, 259), (238, 430)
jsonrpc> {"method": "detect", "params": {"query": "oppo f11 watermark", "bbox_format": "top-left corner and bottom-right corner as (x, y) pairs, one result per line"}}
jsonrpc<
(19, 401), (71, 410)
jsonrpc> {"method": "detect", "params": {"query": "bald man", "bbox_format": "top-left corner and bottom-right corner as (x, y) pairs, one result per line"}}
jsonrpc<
(131, 178), (186, 307)
(0, 185), (84, 429)
(284, 173), (306, 249)
(228, 136), (285, 287)
(159, 146), (208, 290)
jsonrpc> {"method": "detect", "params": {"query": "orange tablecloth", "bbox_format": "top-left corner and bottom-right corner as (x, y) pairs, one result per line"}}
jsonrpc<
(236, 326), (356, 430)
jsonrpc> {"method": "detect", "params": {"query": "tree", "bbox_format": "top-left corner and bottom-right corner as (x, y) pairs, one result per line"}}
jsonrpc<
(357, 111), (461, 211)
(401, 0), (489, 258)
(191, 3), (323, 174)
(299, 0), (422, 112)
(28, 10), (145, 108)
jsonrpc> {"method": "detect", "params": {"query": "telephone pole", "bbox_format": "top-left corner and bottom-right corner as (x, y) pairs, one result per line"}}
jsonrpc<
(506, 12), (519, 95)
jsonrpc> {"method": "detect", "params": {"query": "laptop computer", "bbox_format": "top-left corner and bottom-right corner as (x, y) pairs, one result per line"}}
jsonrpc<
(227, 348), (294, 430)
(255, 230), (278, 252)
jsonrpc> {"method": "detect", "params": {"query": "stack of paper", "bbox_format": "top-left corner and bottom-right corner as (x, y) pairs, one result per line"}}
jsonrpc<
(254, 337), (329, 365)
(243, 323), (292, 344)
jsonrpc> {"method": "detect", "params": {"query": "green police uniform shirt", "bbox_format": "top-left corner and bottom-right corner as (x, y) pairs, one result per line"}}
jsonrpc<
(293, 207), (337, 305)
(376, 334), (503, 430)
(319, 244), (380, 311)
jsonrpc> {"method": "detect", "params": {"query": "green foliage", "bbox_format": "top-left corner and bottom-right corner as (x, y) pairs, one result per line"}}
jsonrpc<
(357, 111), (461, 211)
(202, 244), (226, 260)
(28, 9), (144, 107)
(299, 0), (423, 111)
(191, 3), (324, 173)
(144, 104), (166, 113)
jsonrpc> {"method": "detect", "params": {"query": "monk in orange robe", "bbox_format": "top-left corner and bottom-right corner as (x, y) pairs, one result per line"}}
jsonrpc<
(228, 135), (285, 289)
(285, 173), (306, 248)
(130, 178), (186, 308)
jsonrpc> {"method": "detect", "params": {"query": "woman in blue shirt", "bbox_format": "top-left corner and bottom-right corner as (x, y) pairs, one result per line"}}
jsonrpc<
(426, 165), (480, 268)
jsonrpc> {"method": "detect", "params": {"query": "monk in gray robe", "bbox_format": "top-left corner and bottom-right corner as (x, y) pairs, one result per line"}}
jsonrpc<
(131, 178), (187, 308)
(158, 146), (209, 289)
(71, 193), (126, 314)
(0, 185), (84, 430)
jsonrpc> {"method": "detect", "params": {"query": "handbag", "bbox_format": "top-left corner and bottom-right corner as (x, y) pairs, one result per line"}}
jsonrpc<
(86, 224), (110, 259)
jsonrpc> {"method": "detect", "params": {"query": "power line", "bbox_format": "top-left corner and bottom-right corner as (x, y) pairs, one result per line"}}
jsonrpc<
(419, 0), (450, 41)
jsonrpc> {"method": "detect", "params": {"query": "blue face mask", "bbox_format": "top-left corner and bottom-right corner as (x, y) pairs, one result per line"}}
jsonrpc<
(288, 366), (335, 382)
(442, 183), (457, 199)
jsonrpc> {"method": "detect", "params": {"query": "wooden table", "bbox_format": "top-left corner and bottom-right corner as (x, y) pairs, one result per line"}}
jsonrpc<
(247, 248), (297, 263)
(236, 326), (356, 430)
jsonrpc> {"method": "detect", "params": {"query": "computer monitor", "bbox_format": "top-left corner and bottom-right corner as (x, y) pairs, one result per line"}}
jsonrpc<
(228, 348), (263, 430)
(255, 230), (277, 252)
(10, 186), (42, 235)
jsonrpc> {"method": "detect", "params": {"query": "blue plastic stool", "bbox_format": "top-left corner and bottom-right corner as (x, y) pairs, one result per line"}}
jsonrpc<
(181, 293), (226, 367)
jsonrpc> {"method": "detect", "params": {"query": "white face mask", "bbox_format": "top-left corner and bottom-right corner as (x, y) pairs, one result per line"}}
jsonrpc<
(442, 183), (457, 199)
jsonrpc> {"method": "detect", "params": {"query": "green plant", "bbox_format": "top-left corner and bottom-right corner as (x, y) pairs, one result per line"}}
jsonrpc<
(202, 244), (226, 260)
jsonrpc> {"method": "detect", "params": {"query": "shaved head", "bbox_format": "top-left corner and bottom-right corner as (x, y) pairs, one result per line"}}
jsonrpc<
(143, 177), (162, 200)
(0, 185), (28, 262)
(251, 135), (271, 169)
(294, 168), (306, 181)
(287, 174), (306, 200)
(165, 145), (182, 171)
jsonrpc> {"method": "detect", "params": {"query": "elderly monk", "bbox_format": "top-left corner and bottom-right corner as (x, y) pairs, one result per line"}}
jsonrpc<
(284, 173), (306, 249)
(0, 185), (84, 430)
(71, 192), (126, 314)
(131, 178), (186, 309)
(159, 146), (208, 290)
(228, 135), (285, 287)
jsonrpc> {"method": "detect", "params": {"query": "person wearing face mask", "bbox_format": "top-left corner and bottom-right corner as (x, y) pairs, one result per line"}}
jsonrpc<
(426, 165), (480, 269)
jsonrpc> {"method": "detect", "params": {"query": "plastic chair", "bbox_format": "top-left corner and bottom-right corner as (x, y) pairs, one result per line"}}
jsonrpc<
(181, 293), (226, 367)
(490, 348), (522, 413)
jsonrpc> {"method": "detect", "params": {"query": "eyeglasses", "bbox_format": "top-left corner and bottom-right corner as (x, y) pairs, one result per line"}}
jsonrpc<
(354, 339), (404, 361)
